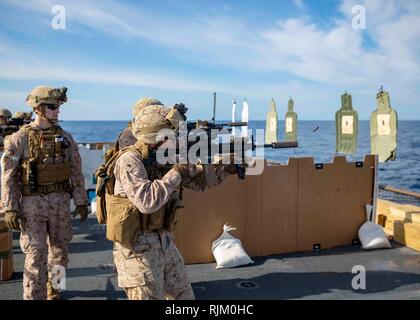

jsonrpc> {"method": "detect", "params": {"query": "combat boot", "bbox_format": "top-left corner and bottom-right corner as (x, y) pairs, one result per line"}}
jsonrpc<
(47, 280), (61, 300)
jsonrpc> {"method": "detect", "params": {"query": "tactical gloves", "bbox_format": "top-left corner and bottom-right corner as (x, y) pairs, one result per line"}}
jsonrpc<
(73, 205), (90, 223)
(5, 210), (22, 230)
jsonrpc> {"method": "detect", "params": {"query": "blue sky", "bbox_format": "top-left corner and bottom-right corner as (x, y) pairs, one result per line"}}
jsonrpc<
(0, 0), (419, 120)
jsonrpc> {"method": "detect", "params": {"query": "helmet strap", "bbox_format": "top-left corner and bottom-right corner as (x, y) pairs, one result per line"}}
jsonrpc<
(34, 106), (58, 126)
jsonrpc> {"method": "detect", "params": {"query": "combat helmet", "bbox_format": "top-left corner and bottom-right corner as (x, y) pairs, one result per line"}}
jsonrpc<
(132, 104), (184, 145)
(132, 97), (163, 118)
(0, 108), (12, 118)
(14, 111), (26, 119)
(26, 86), (67, 109)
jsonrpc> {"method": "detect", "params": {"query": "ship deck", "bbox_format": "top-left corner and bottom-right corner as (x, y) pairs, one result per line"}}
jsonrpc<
(1, 215), (420, 300)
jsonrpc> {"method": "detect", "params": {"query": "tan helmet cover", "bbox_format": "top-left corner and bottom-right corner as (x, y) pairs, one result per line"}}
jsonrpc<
(26, 86), (67, 109)
(132, 105), (172, 144)
(132, 98), (163, 118)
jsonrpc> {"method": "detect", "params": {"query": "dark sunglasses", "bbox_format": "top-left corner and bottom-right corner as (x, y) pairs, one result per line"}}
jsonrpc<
(41, 103), (60, 111)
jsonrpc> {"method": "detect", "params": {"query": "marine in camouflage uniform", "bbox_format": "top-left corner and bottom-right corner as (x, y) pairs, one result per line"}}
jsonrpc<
(1, 86), (89, 300)
(0, 108), (13, 149)
(115, 98), (164, 151)
(110, 103), (233, 300)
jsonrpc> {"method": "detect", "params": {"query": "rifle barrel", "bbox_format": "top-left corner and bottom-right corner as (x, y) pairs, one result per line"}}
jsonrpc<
(258, 141), (298, 149)
(229, 122), (248, 127)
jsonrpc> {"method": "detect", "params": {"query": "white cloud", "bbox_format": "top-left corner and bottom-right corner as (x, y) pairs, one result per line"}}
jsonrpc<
(0, 59), (227, 93)
(6, 0), (415, 91)
(293, 0), (306, 11)
(0, 0), (419, 119)
(4, 0), (419, 85)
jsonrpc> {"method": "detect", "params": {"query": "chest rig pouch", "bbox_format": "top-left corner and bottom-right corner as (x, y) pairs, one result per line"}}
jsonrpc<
(140, 152), (184, 233)
(101, 143), (184, 246)
(20, 125), (72, 195)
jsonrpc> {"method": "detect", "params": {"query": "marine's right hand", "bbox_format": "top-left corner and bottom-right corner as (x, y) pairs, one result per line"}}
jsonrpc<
(5, 210), (22, 230)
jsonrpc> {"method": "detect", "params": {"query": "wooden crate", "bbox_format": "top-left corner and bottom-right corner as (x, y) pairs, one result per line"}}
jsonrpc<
(376, 199), (420, 251)
(0, 255), (14, 282)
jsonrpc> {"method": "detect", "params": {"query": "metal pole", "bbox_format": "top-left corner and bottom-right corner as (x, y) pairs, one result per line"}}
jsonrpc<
(379, 184), (420, 199)
(212, 92), (216, 123)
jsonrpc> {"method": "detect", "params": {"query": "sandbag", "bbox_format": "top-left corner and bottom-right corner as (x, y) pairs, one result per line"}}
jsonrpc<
(359, 221), (391, 250)
(211, 224), (253, 269)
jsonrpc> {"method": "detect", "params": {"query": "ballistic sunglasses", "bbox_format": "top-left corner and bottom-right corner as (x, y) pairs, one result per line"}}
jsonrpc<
(41, 103), (61, 111)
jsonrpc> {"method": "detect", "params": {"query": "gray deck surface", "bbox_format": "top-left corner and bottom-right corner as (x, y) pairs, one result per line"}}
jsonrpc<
(1, 215), (420, 300)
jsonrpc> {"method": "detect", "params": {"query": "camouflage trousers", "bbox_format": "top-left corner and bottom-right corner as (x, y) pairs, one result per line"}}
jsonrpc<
(19, 192), (73, 300)
(113, 230), (195, 300)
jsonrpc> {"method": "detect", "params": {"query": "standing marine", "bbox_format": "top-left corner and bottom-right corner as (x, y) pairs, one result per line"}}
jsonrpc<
(0, 108), (13, 148)
(98, 102), (237, 300)
(1, 86), (89, 300)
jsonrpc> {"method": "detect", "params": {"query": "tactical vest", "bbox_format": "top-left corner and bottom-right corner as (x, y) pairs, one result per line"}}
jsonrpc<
(19, 125), (72, 196)
(95, 142), (184, 246)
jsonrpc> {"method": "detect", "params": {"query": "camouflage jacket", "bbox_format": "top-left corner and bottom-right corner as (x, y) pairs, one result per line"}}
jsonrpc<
(1, 122), (88, 211)
(113, 151), (230, 213)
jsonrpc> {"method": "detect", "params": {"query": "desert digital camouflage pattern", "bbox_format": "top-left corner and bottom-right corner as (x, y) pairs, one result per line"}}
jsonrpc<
(1, 122), (88, 299)
(132, 98), (163, 118)
(112, 149), (230, 300)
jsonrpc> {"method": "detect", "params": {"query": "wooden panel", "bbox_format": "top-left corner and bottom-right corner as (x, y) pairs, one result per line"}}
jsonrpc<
(296, 157), (341, 251)
(259, 159), (298, 255)
(0, 228), (13, 282)
(241, 171), (263, 258)
(174, 174), (248, 263)
(340, 155), (375, 246)
(0, 229), (12, 254)
(174, 155), (376, 264)
(297, 156), (375, 251)
(0, 256), (14, 282)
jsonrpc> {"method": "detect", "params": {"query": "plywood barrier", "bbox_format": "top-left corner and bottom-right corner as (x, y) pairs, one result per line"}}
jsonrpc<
(174, 155), (377, 264)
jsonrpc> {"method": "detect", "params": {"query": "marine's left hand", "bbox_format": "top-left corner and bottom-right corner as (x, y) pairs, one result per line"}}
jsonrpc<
(73, 205), (90, 223)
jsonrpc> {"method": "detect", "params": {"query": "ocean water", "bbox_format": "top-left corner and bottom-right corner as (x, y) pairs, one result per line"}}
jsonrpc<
(61, 120), (420, 205)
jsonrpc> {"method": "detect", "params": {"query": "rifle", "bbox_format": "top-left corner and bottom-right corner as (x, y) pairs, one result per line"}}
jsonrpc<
(0, 124), (20, 141)
(156, 103), (298, 179)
